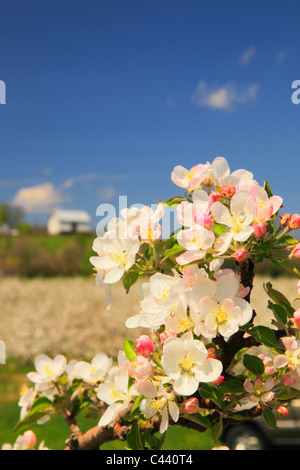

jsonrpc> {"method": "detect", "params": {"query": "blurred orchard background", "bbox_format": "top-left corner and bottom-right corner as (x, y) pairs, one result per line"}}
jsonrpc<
(0, 0), (300, 449)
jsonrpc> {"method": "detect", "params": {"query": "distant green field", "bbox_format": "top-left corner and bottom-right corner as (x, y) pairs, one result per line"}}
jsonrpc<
(0, 360), (215, 450)
(0, 234), (95, 277)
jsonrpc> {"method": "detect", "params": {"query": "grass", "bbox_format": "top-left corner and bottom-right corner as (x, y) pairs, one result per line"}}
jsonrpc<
(0, 359), (215, 450)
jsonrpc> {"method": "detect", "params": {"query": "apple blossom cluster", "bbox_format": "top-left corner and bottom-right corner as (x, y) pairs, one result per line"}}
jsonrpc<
(3, 156), (300, 450)
(1, 430), (48, 451)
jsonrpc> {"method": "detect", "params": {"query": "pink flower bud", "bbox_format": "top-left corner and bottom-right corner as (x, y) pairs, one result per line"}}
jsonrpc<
(289, 214), (300, 230)
(253, 221), (267, 238)
(134, 335), (154, 357)
(235, 248), (248, 261)
(194, 213), (212, 228)
(220, 185), (235, 199)
(293, 309), (300, 329)
(159, 329), (176, 343)
(209, 192), (221, 203)
(277, 405), (289, 416)
(127, 356), (153, 381)
(23, 430), (37, 449)
(184, 397), (200, 414)
(290, 244), (300, 259)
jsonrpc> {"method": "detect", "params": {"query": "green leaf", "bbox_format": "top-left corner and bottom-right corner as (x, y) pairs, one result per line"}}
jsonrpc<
(160, 196), (187, 208)
(275, 387), (300, 401)
(264, 282), (294, 315)
(275, 235), (300, 246)
(267, 301), (288, 325)
(13, 408), (53, 435)
(123, 271), (140, 294)
(123, 338), (138, 362)
(200, 384), (225, 409)
(211, 419), (223, 444)
(262, 407), (277, 429)
(264, 180), (273, 198)
(164, 244), (185, 258)
(252, 240), (271, 257)
(270, 258), (300, 278)
(185, 413), (214, 431)
(213, 223), (227, 236)
(29, 396), (53, 415)
(243, 354), (265, 376)
(126, 419), (143, 450)
(249, 326), (278, 349)
(219, 380), (245, 394)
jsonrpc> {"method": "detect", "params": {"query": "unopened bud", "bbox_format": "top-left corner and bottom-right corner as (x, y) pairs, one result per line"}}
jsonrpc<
(289, 214), (300, 230)
(290, 244), (300, 259)
(184, 397), (200, 414)
(253, 221), (267, 238)
(134, 335), (154, 357)
(194, 213), (212, 228)
(293, 309), (300, 329)
(277, 405), (288, 416)
(23, 430), (37, 450)
(235, 248), (248, 261)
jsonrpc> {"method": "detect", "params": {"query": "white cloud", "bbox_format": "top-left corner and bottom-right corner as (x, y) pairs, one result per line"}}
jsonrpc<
(238, 47), (256, 66)
(190, 80), (259, 111)
(12, 183), (67, 214)
(98, 186), (116, 202)
(62, 173), (101, 189)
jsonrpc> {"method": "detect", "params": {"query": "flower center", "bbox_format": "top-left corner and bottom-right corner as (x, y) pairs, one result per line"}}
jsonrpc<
(109, 385), (126, 402)
(214, 305), (230, 326)
(179, 352), (195, 374)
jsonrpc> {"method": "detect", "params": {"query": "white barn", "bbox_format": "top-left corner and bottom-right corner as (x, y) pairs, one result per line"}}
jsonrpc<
(47, 209), (91, 235)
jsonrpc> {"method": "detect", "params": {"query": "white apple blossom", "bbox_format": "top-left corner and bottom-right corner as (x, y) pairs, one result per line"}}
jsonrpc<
(27, 354), (67, 385)
(97, 368), (138, 427)
(161, 331), (223, 396)
(211, 189), (255, 243)
(75, 353), (113, 384)
(171, 163), (209, 191)
(274, 337), (300, 375)
(248, 184), (282, 223)
(125, 272), (186, 329)
(119, 203), (165, 241)
(176, 189), (212, 227)
(90, 234), (140, 284)
(204, 156), (253, 188)
(192, 272), (253, 341)
(18, 387), (36, 420)
(234, 378), (275, 411)
(137, 381), (180, 434)
(176, 225), (215, 265)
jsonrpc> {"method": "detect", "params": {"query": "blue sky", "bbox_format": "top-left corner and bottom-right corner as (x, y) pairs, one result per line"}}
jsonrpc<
(0, 0), (300, 228)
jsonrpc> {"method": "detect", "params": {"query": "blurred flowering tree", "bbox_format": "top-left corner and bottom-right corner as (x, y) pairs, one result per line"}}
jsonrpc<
(3, 156), (300, 451)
